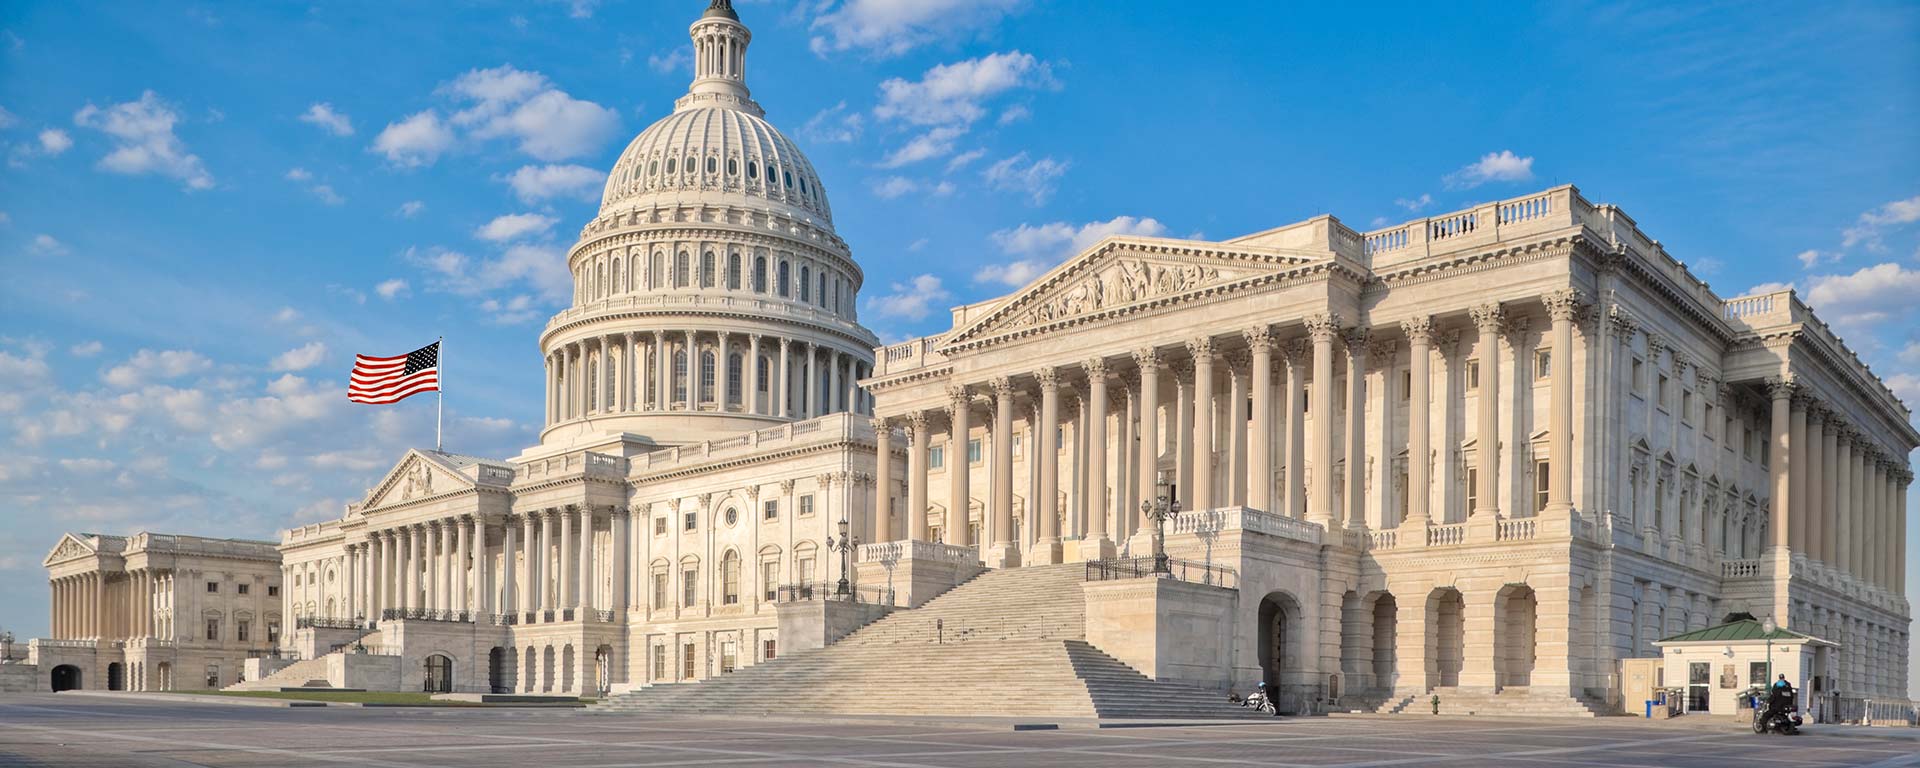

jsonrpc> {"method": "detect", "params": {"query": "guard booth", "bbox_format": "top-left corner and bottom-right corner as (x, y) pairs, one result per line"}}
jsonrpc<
(1652, 619), (1836, 718)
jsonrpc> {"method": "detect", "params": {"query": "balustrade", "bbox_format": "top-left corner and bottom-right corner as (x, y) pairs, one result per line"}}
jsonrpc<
(1497, 518), (1537, 541)
(1721, 558), (1763, 579)
(1427, 523), (1467, 547)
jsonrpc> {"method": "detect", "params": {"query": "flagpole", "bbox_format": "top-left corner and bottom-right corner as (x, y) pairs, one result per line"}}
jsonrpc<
(436, 335), (444, 453)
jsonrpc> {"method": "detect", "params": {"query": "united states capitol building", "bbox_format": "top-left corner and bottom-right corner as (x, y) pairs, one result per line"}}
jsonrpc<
(12, 1), (1913, 717)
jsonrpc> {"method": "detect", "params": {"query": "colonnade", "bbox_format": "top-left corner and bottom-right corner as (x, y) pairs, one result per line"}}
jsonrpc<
(1764, 380), (1913, 594)
(544, 330), (871, 426)
(878, 296), (1586, 565)
(49, 570), (163, 641)
(349, 507), (633, 621)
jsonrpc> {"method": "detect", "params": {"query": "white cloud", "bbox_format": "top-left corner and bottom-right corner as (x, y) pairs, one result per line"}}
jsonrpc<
(374, 278), (410, 300)
(880, 126), (965, 169)
(71, 90), (213, 190)
(406, 242), (570, 304)
(981, 152), (1069, 204)
(479, 294), (542, 324)
(503, 163), (604, 203)
(284, 166), (312, 181)
(647, 49), (690, 75)
(372, 110), (454, 167)
(1395, 193), (1433, 212)
(1744, 281), (1794, 295)
(870, 176), (953, 200)
(69, 340), (103, 358)
(801, 101), (864, 143)
(809, 0), (1025, 57)
(273, 306), (301, 323)
(29, 233), (67, 256)
(976, 215), (1166, 287)
(298, 102), (354, 136)
(1795, 249), (1840, 269)
(875, 51), (1051, 127)
(269, 341), (328, 372)
(1803, 262), (1920, 327)
(0, 349), (51, 382)
(1839, 194), (1920, 251)
(476, 212), (557, 242)
(102, 349), (212, 388)
(0, 105), (14, 128)
(907, 237), (929, 252)
(310, 184), (344, 205)
(446, 65), (620, 162)
(37, 128), (71, 155)
(1442, 150), (1534, 190)
(997, 105), (1030, 125)
(397, 200), (426, 218)
(866, 274), (951, 321)
(945, 148), (986, 172)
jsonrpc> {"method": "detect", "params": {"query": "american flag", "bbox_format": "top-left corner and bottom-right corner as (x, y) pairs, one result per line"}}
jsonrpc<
(348, 341), (440, 404)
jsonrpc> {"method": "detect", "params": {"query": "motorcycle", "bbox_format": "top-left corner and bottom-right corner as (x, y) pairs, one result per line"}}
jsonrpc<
(1751, 689), (1802, 735)
(1228, 688), (1278, 715)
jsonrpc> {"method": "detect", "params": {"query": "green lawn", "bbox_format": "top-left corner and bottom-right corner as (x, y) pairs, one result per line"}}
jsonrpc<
(172, 690), (589, 706)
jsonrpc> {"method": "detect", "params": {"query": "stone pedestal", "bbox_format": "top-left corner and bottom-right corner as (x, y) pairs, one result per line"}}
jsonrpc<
(854, 540), (987, 608)
(1031, 536), (1063, 566)
(774, 598), (893, 654)
(1082, 576), (1238, 692)
(1075, 536), (1116, 563)
(987, 541), (1022, 570)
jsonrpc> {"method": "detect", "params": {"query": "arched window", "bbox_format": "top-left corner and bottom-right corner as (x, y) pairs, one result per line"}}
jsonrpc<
(673, 353), (688, 403)
(777, 261), (790, 297)
(753, 256), (767, 293)
(597, 264), (607, 299)
(666, 157), (676, 175)
(700, 351), (716, 404)
(831, 277), (840, 312)
(649, 159), (658, 176)
(726, 253), (741, 290)
(747, 160), (758, 180)
(721, 551), (741, 606)
(611, 258), (623, 294)
(650, 252), (662, 289)
(783, 169), (793, 189)
(706, 157), (717, 175)
(799, 266), (811, 302)
(424, 655), (453, 693)
(726, 158), (737, 176)
(675, 252), (690, 288)
(817, 272), (827, 307)
(701, 252), (716, 288)
(586, 359), (598, 411)
(727, 353), (743, 406)
(757, 355), (770, 393)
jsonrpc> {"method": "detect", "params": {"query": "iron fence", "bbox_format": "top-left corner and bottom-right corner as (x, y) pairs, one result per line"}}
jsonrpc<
(295, 617), (369, 631)
(1085, 556), (1240, 589)
(775, 583), (894, 604)
(380, 608), (476, 623)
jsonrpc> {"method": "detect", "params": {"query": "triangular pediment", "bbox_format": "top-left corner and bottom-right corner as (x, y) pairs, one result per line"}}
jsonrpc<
(941, 236), (1327, 350)
(361, 450), (476, 510)
(44, 533), (96, 566)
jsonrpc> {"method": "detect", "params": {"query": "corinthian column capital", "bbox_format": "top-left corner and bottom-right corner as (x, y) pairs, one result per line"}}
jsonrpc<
(1304, 312), (1344, 342)
(1401, 315), (1436, 347)
(1469, 302), (1507, 334)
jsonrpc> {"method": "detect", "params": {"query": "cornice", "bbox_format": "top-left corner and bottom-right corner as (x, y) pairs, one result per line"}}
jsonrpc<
(541, 306), (879, 353)
(628, 436), (874, 484)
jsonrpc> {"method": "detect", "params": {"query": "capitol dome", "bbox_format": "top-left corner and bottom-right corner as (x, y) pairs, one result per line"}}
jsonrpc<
(533, 0), (878, 452)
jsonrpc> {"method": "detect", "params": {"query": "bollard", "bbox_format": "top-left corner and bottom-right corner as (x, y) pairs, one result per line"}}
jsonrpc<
(1431, 694), (1440, 715)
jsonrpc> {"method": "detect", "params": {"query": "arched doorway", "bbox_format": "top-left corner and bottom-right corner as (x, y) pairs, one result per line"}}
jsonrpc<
(1495, 584), (1537, 689)
(107, 662), (124, 691)
(594, 644), (615, 697)
(50, 665), (82, 692)
(156, 662), (172, 691)
(488, 647), (512, 694)
(523, 646), (538, 694)
(1428, 588), (1465, 688)
(1371, 593), (1398, 692)
(1256, 591), (1304, 712)
(423, 654), (453, 694)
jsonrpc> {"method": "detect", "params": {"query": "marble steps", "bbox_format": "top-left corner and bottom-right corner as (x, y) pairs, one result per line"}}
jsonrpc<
(225, 629), (386, 692)
(1412, 687), (1603, 718)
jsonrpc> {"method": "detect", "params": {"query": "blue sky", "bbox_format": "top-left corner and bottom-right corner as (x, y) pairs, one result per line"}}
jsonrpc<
(1, 1), (1916, 693)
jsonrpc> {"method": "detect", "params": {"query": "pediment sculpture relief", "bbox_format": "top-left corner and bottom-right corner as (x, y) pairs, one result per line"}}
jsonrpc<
(50, 537), (90, 561)
(999, 257), (1231, 332)
(401, 460), (435, 501)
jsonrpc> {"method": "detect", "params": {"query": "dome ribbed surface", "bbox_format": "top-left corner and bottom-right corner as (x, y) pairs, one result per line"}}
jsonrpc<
(599, 105), (832, 223)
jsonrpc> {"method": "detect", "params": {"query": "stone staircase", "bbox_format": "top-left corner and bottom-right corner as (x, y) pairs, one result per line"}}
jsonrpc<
(1376, 686), (1603, 718)
(591, 564), (1260, 719)
(226, 629), (385, 692)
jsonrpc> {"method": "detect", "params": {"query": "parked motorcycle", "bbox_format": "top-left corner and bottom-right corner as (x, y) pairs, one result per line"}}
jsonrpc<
(1227, 687), (1277, 715)
(1750, 687), (1802, 735)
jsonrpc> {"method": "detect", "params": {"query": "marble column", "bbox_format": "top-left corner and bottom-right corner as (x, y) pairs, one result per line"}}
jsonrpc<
(654, 330), (668, 411)
(1470, 304), (1505, 520)
(828, 350), (842, 414)
(1246, 328), (1274, 514)
(908, 412), (930, 541)
(1188, 338), (1215, 513)
(1082, 359), (1114, 559)
(579, 506), (596, 612)
(1788, 393), (1810, 555)
(1306, 314), (1340, 529)
(806, 342), (820, 418)
(1804, 406), (1826, 564)
(454, 518), (470, 613)
(1766, 378), (1795, 552)
(1403, 318), (1435, 527)
(748, 335), (763, 415)
(684, 331), (698, 410)
(1343, 328), (1369, 530)
(1545, 291), (1580, 517)
(559, 506), (576, 610)
(778, 338), (792, 418)
(612, 508), (630, 611)
(1133, 350), (1162, 532)
(1284, 341), (1308, 519)
(1226, 353), (1249, 508)
(989, 378), (1018, 567)
(538, 511), (556, 611)
(717, 333), (732, 411)
(1835, 430), (1854, 574)
(873, 420), (895, 542)
(1036, 367), (1063, 564)
(470, 516), (487, 615)
(947, 384), (972, 549)
(1820, 414), (1840, 565)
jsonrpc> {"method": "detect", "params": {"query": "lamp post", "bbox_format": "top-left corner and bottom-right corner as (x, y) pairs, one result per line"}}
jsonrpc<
(826, 517), (859, 598)
(1762, 615), (1776, 690)
(1138, 471), (1181, 574)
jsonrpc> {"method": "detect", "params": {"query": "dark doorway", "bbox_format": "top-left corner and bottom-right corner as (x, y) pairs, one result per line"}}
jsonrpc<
(51, 665), (82, 692)
(488, 647), (512, 694)
(107, 662), (124, 691)
(424, 654), (453, 694)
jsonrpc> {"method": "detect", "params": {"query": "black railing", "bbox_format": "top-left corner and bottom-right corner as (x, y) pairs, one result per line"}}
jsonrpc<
(775, 583), (894, 604)
(246, 649), (300, 661)
(1086, 556), (1239, 589)
(329, 641), (401, 656)
(380, 608), (476, 623)
(295, 617), (368, 631)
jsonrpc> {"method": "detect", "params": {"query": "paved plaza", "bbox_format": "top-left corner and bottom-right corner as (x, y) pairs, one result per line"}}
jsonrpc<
(1, 694), (1917, 768)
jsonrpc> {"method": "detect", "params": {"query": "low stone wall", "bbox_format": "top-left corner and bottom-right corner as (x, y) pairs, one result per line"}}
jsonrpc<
(329, 653), (403, 690)
(1083, 576), (1239, 692)
(0, 661), (39, 692)
(775, 599), (893, 654)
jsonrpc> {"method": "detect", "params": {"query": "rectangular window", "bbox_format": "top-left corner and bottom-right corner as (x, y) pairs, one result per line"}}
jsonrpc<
(929, 446), (946, 470)
(205, 619), (219, 641)
(681, 643), (696, 680)
(1467, 360), (1481, 390)
(1704, 403), (1716, 440)
(799, 495), (815, 517)
(763, 638), (777, 661)
(1534, 460), (1550, 513)
(1465, 467), (1479, 512)
(652, 573), (668, 609)
(764, 499), (779, 520)
(1401, 370), (1412, 400)
(682, 569), (698, 607)
(267, 586), (279, 597)
(762, 563), (778, 602)
(1682, 391), (1695, 423)
(237, 583), (250, 595)
(684, 510), (697, 531)
(1535, 349), (1551, 379)
(206, 581), (219, 593)
(967, 438), (982, 465)
(1011, 434), (1024, 458)
(237, 621), (250, 642)
(1750, 661), (1769, 686)
(1657, 375), (1670, 409)
(266, 622), (280, 645)
(655, 516), (667, 535)
(720, 641), (738, 674)
(1632, 358), (1646, 395)
(653, 645), (667, 681)
(1743, 426), (1755, 460)
(797, 556), (815, 587)
(205, 664), (220, 689)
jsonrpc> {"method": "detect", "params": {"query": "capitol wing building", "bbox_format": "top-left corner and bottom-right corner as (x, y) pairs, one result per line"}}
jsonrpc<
(11, 1), (1913, 718)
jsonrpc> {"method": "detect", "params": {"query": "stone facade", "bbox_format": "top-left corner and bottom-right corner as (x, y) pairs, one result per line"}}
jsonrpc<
(10, 532), (282, 692)
(866, 184), (1915, 712)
